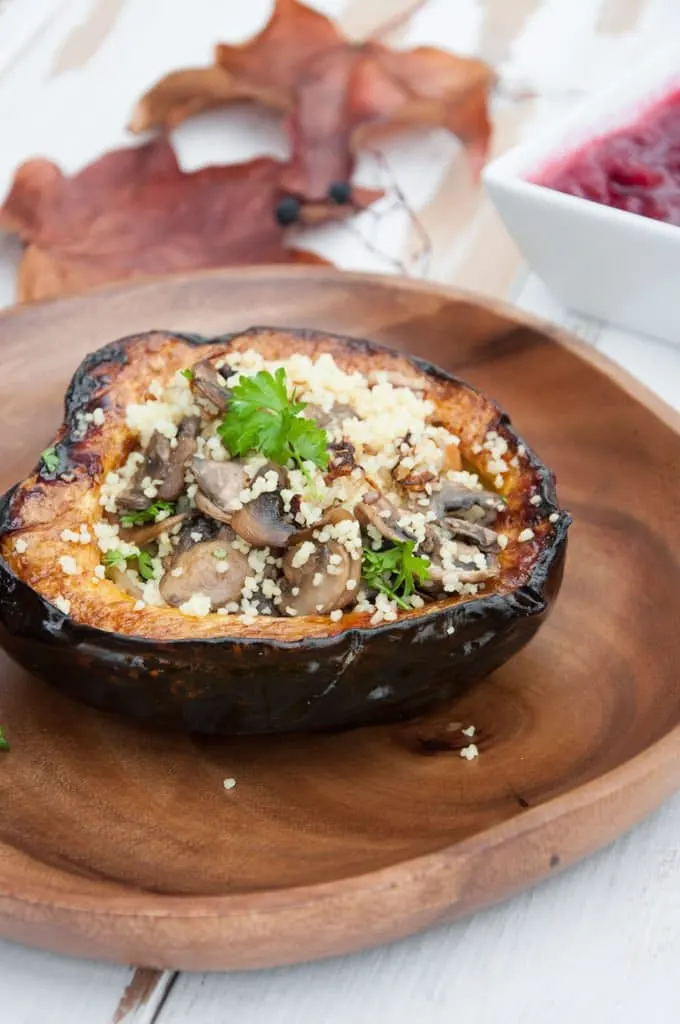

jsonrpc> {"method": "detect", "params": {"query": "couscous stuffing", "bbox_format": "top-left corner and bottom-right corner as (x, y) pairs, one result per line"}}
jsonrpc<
(75, 350), (519, 625)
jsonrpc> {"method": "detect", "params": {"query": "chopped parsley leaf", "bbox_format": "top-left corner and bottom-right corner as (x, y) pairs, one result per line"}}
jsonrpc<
(40, 446), (60, 473)
(135, 550), (156, 581)
(120, 501), (175, 528)
(103, 549), (127, 569)
(361, 541), (430, 610)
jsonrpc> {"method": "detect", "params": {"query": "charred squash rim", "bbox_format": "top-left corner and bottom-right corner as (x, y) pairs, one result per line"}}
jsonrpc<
(0, 327), (570, 645)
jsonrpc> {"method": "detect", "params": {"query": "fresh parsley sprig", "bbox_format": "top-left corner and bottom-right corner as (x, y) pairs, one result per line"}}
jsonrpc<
(0, 726), (9, 752)
(119, 501), (175, 528)
(361, 541), (430, 610)
(218, 368), (328, 474)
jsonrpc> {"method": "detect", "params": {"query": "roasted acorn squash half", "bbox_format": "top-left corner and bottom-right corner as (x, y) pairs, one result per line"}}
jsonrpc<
(0, 327), (569, 734)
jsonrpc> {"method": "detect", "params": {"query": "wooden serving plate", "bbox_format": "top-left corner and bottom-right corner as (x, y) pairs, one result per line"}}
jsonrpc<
(0, 268), (679, 971)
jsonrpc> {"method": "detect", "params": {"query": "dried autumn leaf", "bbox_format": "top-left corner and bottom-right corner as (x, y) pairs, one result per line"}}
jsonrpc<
(0, 139), (380, 303)
(282, 43), (494, 201)
(128, 65), (253, 133)
(130, 0), (340, 132)
(131, 0), (494, 203)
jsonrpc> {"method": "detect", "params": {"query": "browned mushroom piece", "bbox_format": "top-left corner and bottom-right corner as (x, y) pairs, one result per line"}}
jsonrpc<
(417, 527), (446, 596)
(190, 359), (231, 412)
(118, 431), (172, 510)
(259, 462), (288, 489)
(119, 511), (189, 547)
(194, 489), (233, 525)
(231, 493), (297, 548)
(159, 524), (249, 610)
(156, 416), (200, 501)
(434, 482), (505, 525)
(229, 464), (295, 548)
(457, 553), (501, 585)
(442, 516), (499, 552)
(419, 525), (499, 594)
(106, 564), (144, 600)
(171, 515), (219, 554)
(301, 403), (325, 424)
(302, 402), (357, 429)
(250, 560), (281, 617)
(118, 416), (200, 509)
(293, 507), (354, 543)
(191, 457), (246, 518)
(254, 598), (278, 616)
(280, 539), (360, 616)
(355, 493), (415, 544)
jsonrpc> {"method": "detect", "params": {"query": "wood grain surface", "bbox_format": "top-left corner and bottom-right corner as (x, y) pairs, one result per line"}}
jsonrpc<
(0, 267), (679, 971)
(1, 0), (680, 1021)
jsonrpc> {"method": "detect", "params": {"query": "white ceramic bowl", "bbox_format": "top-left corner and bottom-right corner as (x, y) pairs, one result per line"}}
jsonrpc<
(483, 44), (680, 345)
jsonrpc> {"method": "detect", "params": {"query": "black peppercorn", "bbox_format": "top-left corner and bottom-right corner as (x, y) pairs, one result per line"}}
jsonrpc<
(327, 181), (352, 204)
(275, 196), (302, 226)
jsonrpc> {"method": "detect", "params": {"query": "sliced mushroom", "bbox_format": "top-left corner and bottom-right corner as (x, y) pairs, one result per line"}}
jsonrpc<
(259, 462), (288, 489)
(107, 565), (144, 600)
(190, 359), (231, 412)
(231, 492), (296, 548)
(156, 416), (200, 501)
(119, 511), (189, 547)
(442, 516), (499, 552)
(420, 526), (499, 594)
(303, 402), (357, 429)
(159, 525), (249, 610)
(292, 506), (355, 543)
(302, 403), (325, 424)
(434, 482), (505, 525)
(172, 515), (220, 554)
(192, 457), (246, 517)
(457, 554), (500, 585)
(194, 489), (233, 525)
(418, 527), (446, 595)
(248, 560), (281, 617)
(420, 524), (440, 557)
(119, 417), (199, 509)
(228, 464), (295, 548)
(118, 431), (172, 510)
(280, 539), (360, 616)
(355, 493), (415, 544)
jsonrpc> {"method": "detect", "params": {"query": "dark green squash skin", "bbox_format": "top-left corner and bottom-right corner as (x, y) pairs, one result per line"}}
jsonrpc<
(0, 329), (570, 735)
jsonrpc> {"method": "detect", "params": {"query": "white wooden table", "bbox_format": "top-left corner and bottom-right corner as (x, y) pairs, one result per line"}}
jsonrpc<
(1, 1), (680, 1021)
